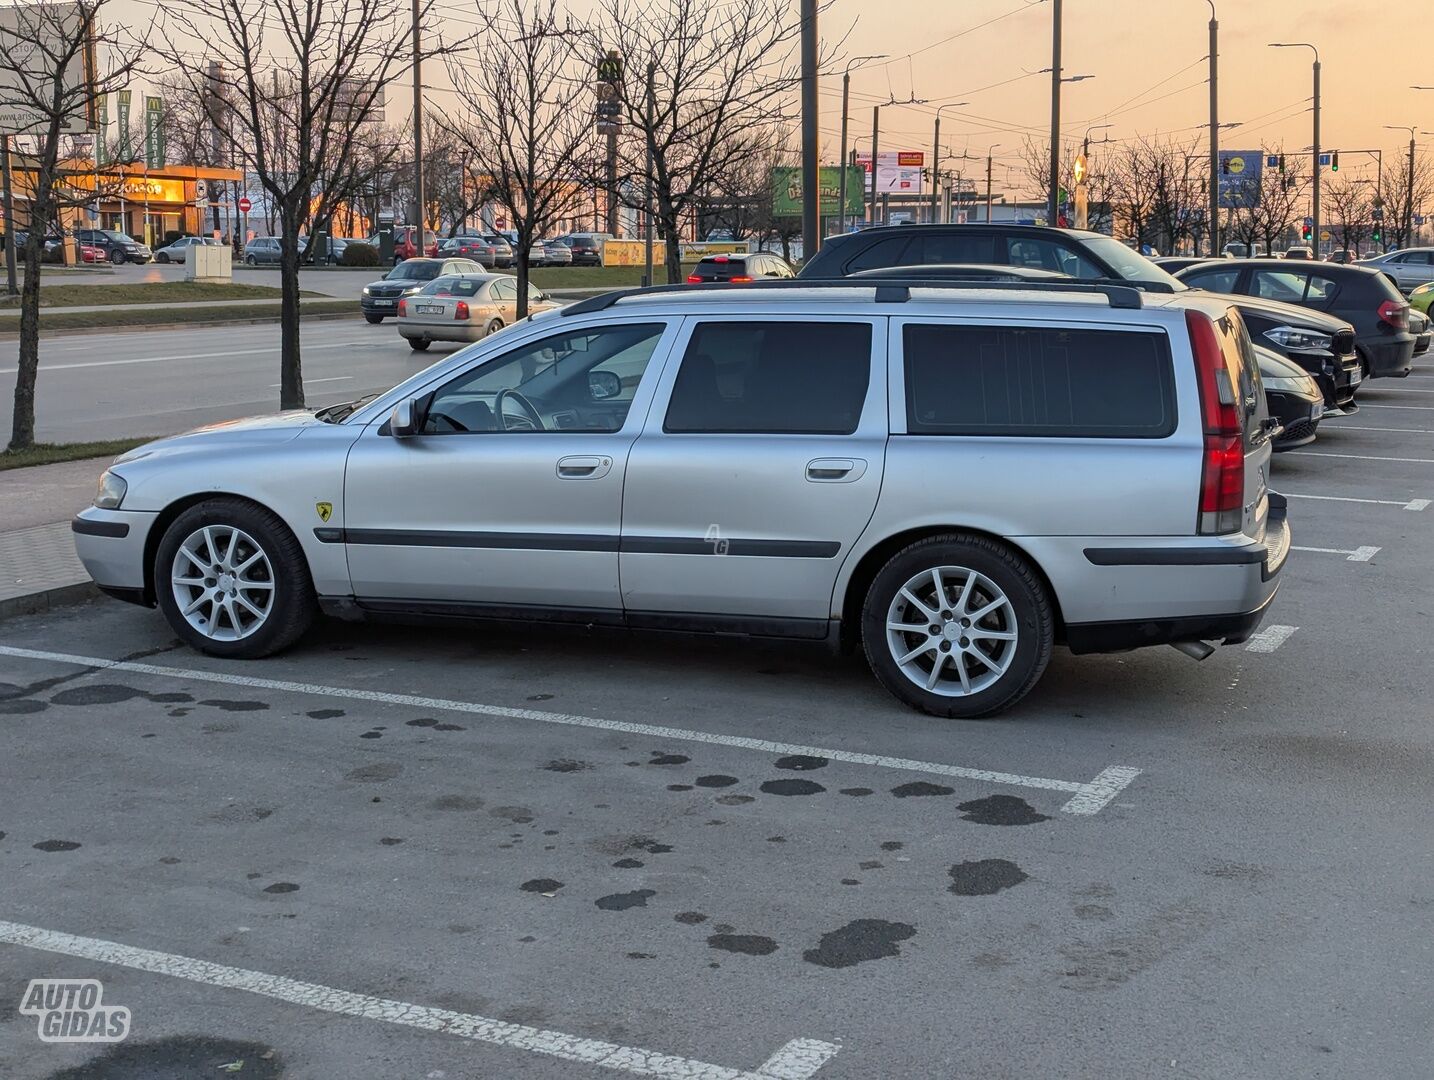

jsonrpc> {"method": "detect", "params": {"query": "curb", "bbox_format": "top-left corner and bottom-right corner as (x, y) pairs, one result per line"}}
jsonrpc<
(0, 581), (98, 622)
(0, 309), (358, 340)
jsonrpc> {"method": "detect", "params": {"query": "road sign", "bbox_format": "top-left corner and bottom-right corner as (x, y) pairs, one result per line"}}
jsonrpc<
(1266, 155), (1279, 168)
(237, 196), (251, 213)
(1218, 150), (1263, 208)
(1320, 230), (1330, 242)
(1304, 216), (1313, 227)
(1318, 153), (1331, 167)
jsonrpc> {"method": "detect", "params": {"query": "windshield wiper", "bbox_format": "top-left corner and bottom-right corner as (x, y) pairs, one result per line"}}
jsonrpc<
(314, 393), (380, 423)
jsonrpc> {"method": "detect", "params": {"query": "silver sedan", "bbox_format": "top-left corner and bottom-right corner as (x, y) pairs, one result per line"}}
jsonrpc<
(395, 273), (560, 351)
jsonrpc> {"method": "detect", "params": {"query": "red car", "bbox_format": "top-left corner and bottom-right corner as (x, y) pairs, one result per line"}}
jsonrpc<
(392, 225), (438, 262)
(79, 243), (105, 263)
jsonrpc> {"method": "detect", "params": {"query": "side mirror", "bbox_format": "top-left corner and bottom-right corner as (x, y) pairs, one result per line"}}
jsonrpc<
(390, 397), (419, 437)
(589, 370), (621, 400)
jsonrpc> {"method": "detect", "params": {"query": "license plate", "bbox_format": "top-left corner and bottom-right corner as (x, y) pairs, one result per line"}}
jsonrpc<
(416, 305), (444, 315)
(373, 299), (393, 307)
(1348, 366), (1362, 386)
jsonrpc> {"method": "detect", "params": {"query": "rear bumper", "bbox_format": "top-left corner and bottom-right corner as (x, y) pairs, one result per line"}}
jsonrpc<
(397, 322), (485, 343)
(1064, 589), (1277, 654)
(1363, 337), (1416, 378)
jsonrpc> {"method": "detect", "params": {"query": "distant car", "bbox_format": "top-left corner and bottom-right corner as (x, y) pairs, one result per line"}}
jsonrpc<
(301, 235), (348, 265)
(1325, 249), (1359, 265)
(542, 240), (572, 266)
(358, 257), (485, 323)
(74, 227), (152, 265)
(1410, 308), (1431, 356)
(242, 237), (282, 265)
(482, 234), (514, 268)
(391, 225), (439, 263)
(1176, 259), (1416, 379)
(155, 236), (223, 264)
(1284, 246), (1314, 261)
(1357, 247), (1434, 293)
(1409, 281), (1434, 317)
(1255, 344), (1324, 452)
(686, 252), (796, 283)
(77, 243), (105, 264)
(1222, 242), (1249, 259)
(396, 272), (560, 350)
(850, 263), (1065, 282)
(557, 232), (607, 266)
(1152, 257), (1215, 274)
(439, 235), (496, 267)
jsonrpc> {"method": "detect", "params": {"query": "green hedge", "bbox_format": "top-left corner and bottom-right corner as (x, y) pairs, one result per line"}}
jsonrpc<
(341, 241), (379, 266)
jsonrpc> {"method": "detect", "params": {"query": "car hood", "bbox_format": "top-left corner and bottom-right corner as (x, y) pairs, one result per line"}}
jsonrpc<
(1196, 290), (1354, 333)
(114, 411), (321, 464)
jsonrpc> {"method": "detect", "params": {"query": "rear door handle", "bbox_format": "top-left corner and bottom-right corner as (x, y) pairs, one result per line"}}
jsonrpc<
(806, 457), (867, 483)
(557, 455), (612, 479)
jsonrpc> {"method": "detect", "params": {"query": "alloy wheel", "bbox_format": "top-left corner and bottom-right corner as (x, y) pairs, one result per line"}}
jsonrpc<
(884, 565), (1018, 697)
(170, 524), (276, 641)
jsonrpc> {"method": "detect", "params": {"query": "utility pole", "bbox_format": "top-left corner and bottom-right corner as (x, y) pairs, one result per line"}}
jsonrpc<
(799, 0), (820, 259)
(1207, 1), (1219, 256)
(643, 60), (654, 287)
(838, 55), (885, 237)
(985, 146), (998, 223)
(411, 0), (424, 232)
(1269, 43), (1320, 254)
(1047, 0), (1062, 226)
(930, 102), (969, 224)
(870, 106), (880, 227)
(2, 135), (16, 296)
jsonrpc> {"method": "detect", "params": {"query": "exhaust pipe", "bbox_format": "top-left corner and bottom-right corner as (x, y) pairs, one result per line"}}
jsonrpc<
(1170, 640), (1216, 661)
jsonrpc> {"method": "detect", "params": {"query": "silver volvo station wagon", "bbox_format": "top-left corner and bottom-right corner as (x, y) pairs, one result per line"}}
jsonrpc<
(73, 280), (1291, 717)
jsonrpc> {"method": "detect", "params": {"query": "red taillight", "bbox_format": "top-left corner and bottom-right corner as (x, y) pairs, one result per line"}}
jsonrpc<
(397, 298), (407, 317)
(729, 275), (753, 283)
(714, 255), (729, 263)
(1186, 310), (1245, 534)
(455, 300), (469, 319)
(686, 274), (703, 284)
(1378, 299), (1409, 330)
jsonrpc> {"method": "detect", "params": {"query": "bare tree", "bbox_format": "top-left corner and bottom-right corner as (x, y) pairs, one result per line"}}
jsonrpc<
(1326, 174), (1373, 254)
(598, 0), (809, 283)
(1227, 155), (1303, 255)
(158, 0), (439, 409)
(0, 0), (146, 451)
(444, 0), (595, 319)
(1380, 152), (1434, 252)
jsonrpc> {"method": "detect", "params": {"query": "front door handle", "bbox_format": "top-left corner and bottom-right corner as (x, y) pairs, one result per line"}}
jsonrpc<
(557, 455), (613, 480)
(806, 457), (867, 483)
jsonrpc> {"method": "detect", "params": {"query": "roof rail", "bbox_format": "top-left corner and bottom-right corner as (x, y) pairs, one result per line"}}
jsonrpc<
(559, 277), (1146, 316)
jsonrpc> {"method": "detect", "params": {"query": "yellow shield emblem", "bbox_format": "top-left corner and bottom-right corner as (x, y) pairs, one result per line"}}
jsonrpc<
(315, 502), (333, 523)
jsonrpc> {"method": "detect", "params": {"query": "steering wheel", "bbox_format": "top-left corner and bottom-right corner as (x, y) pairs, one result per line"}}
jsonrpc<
(495, 388), (545, 432)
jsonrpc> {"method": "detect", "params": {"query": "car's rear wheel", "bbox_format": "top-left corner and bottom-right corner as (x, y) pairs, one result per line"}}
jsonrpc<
(154, 498), (315, 659)
(364, 314), (384, 324)
(861, 534), (1053, 718)
(409, 338), (431, 351)
(485, 318), (504, 337)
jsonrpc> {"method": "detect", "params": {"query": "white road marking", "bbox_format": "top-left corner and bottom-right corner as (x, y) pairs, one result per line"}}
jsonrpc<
(0, 340), (376, 376)
(1292, 544), (1381, 562)
(1287, 451), (1434, 464)
(0, 645), (1139, 815)
(1319, 423), (1434, 433)
(1354, 403), (1434, 411)
(1245, 625), (1298, 653)
(0, 920), (837, 1080)
(269, 376), (353, 388)
(1281, 492), (1429, 510)
(1355, 386), (1434, 393)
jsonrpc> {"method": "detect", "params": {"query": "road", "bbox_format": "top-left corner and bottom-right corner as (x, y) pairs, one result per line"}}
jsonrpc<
(0, 320), (457, 443)
(1, 364), (1433, 1077)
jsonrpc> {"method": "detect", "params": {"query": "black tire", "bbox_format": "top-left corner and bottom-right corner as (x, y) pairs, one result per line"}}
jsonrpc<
(109, 249), (125, 265)
(244, 254), (257, 266)
(154, 497), (316, 660)
(861, 533), (1053, 719)
(485, 319), (503, 337)
(364, 313), (385, 324)
(156, 252), (170, 264)
(409, 338), (431, 351)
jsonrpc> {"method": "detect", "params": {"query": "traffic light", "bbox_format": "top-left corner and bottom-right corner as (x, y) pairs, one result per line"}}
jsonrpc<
(1278, 154), (1286, 173)
(1373, 227), (1382, 244)
(1302, 223), (1312, 241)
(1331, 151), (1340, 172)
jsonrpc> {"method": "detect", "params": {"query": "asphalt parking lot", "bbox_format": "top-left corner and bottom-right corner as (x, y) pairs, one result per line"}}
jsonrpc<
(3, 363), (1434, 1079)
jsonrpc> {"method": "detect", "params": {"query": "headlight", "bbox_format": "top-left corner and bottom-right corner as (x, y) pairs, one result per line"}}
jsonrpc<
(1264, 326), (1333, 350)
(1263, 374), (1319, 396)
(361, 286), (371, 296)
(94, 470), (127, 509)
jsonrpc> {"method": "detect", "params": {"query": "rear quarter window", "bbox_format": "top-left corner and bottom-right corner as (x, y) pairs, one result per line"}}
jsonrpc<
(902, 323), (1177, 438)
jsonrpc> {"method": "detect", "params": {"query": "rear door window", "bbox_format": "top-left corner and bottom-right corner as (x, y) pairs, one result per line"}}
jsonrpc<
(1183, 267), (1241, 292)
(665, 321), (872, 434)
(1004, 237), (1103, 278)
(844, 236), (912, 273)
(1252, 270), (1308, 303)
(1304, 273), (1341, 304)
(913, 232), (995, 266)
(902, 323), (1176, 438)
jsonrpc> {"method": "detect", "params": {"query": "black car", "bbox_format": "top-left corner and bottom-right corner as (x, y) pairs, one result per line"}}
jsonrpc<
(1152, 256), (1216, 274)
(685, 252), (796, 283)
(73, 227), (152, 265)
(359, 257), (484, 322)
(1175, 259), (1416, 379)
(481, 233), (514, 268)
(557, 232), (608, 267)
(798, 224), (1187, 290)
(1255, 344), (1325, 451)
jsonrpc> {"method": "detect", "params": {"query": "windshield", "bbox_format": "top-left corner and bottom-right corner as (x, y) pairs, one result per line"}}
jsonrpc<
(103, 231), (135, 243)
(389, 261), (442, 281)
(1081, 236), (1186, 290)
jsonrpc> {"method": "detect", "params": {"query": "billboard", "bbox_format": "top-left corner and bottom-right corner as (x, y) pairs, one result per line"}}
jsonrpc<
(771, 166), (864, 217)
(855, 151), (925, 196)
(0, 2), (94, 135)
(1217, 149), (1263, 209)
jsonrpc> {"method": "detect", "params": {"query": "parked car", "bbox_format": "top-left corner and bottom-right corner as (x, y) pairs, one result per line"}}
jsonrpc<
(1255, 344), (1324, 451)
(1174, 262), (1361, 411)
(1409, 308), (1431, 356)
(851, 264), (1067, 283)
(797, 224), (1187, 291)
(1357, 247), (1434, 293)
(1284, 246), (1314, 261)
(396, 273), (559, 350)
(301, 235), (348, 265)
(1409, 281), (1434, 317)
(74, 228), (152, 265)
(1174, 259), (1416, 379)
(556, 233), (608, 266)
(242, 237), (282, 265)
(482, 234), (514, 268)
(438, 235), (496, 267)
(155, 235), (223, 264)
(1325, 249), (1359, 265)
(72, 278), (1289, 719)
(358, 257), (485, 323)
(391, 225), (439, 263)
(542, 240), (573, 267)
(78, 243), (105, 264)
(1153, 257), (1215, 274)
(1222, 242), (1249, 259)
(686, 252), (796, 283)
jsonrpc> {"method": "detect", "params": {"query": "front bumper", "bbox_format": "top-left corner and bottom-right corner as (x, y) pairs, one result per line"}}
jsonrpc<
(360, 295), (408, 316)
(72, 508), (157, 602)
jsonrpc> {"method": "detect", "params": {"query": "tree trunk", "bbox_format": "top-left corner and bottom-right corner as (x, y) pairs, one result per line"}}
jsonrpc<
(277, 218), (304, 410)
(514, 228), (530, 321)
(660, 206), (682, 285)
(7, 236), (45, 451)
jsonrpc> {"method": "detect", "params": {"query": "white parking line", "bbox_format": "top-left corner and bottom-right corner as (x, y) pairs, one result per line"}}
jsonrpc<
(1318, 424), (1434, 434)
(0, 340), (375, 376)
(1288, 451), (1434, 464)
(1355, 387), (1434, 393)
(1281, 492), (1430, 510)
(1292, 545), (1381, 562)
(1354, 403), (1434, 411)
(1245, 625), (1298, 653)
(0, 645), (1139, 815)
(0, 920), (838, 1079)
(269, 376), (353, 388)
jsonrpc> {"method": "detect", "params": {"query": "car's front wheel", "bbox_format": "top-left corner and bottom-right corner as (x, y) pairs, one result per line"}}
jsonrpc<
(861, 534), (1053, 718)
(154, 498), (316, 659)
(364, 313), (384, 324)
(156, 252), (170, 264)
(244, 254), (257, 265)
(109, 250), (125, 265)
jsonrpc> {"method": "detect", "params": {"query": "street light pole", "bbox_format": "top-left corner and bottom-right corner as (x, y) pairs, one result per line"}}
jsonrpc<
(411, 0), (424, 232)
(986, 144), (1000, 223)
(1207, 1), (1219, 256)
(800, 0), (820, 259)
(1047, 0), (1062, 226)
(870, 106), (880, 227)
(930, 102), (969, 223)
(1269, 43), (1320, 254)
(1385, 125), (1416, 247)
(838, 55), (886, 236)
